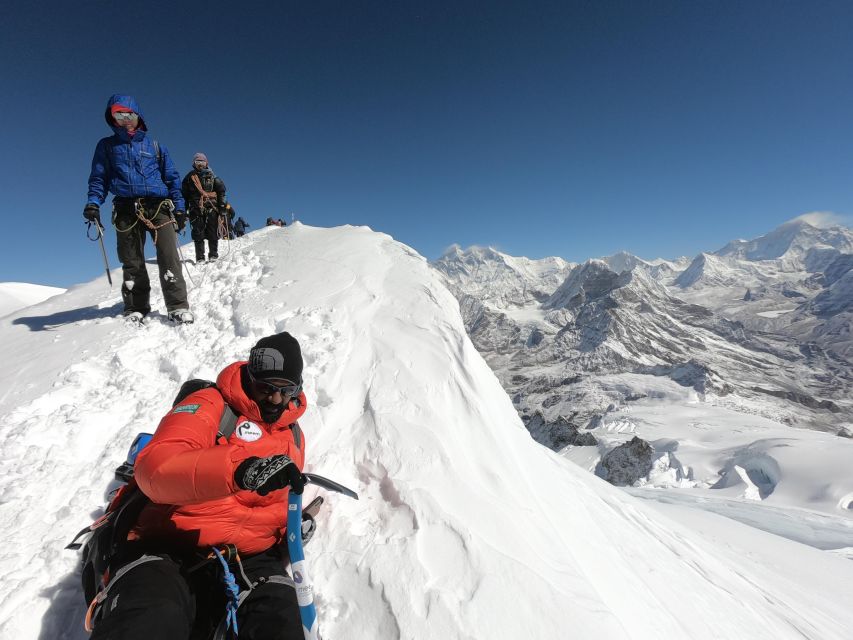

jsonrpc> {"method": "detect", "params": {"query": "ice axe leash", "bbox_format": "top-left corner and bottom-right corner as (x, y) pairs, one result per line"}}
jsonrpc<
(87, 220), (112, 286)
(287, 474), (358, 640)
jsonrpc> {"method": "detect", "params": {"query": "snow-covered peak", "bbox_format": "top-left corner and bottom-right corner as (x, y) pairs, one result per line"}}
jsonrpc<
(674, 252), (739, 289)
(599, 251), (648, 274)
(544, 259), (670, 311)
(544, 259), (620, 309)
(599, 252), (692, 284)
(668, 220), (852, 353)
(433, 244), (573, 309)
(714, 218), (853, 269)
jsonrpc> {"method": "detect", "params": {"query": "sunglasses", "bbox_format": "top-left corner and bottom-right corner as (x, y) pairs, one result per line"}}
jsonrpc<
(247, 369), (301, 398)
(113, 111), (137, 122)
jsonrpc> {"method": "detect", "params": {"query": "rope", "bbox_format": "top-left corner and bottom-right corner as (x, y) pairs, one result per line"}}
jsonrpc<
(174, 235), (200, 290)
(191, 173), (219, 211)
(113, 199), (175, 246)
(217, 214), (232, 256)
(212, 547), (241, 637)
(176, 213), (216, 291)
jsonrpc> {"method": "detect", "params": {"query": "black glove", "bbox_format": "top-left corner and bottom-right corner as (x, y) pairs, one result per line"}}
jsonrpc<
(174, 210), (187, 232)
(235, 455), (305, 496)
(83, 204), (101, 225)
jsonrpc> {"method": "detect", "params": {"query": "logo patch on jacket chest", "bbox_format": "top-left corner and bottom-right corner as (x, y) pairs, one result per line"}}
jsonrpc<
(236, 420), (263, 442)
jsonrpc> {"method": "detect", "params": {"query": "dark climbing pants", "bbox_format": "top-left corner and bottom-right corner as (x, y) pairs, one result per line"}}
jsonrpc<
(90, 546), (303, 640)
(114, 198), (188, 315)
(190, 206), (220, 261)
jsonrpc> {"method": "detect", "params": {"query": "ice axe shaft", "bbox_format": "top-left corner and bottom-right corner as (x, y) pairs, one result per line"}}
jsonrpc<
(97, 223), (112, 286)
(287, 475), (358, 639)
(87, 220), (113, 286)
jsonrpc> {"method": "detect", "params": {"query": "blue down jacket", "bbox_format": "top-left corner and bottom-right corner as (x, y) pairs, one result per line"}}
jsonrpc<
(86, 94), (185, 210)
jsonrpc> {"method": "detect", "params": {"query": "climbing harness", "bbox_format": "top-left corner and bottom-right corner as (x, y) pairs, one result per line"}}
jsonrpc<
(112, 198), (177, 246)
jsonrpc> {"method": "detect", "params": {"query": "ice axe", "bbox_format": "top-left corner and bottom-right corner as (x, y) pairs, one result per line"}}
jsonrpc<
(86, 220), (112, 286)
(287, 473), (358, 640)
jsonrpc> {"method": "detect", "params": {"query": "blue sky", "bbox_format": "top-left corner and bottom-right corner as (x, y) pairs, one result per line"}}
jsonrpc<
(2, 1), (852, 287)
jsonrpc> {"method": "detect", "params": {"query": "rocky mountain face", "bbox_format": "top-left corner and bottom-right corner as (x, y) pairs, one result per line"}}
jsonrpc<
(431, 220), (853, 464)
(524, 412), (597, 449)
(595, 437), (655, 486)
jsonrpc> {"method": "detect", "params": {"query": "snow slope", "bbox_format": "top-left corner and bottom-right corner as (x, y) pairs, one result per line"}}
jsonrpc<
(0, 282), (65, 318)
(0, 224), (851, 639)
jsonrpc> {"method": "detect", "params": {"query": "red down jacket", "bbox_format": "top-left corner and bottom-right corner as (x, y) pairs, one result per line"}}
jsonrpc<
(134, 361), (307, 555)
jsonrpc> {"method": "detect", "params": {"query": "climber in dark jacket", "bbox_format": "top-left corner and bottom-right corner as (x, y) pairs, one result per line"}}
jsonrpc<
(181, 153), (227, 263)
(234, 216), (250, 237)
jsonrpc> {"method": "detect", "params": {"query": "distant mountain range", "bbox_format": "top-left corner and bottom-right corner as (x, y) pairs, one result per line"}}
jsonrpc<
(432, 218), (853, 450)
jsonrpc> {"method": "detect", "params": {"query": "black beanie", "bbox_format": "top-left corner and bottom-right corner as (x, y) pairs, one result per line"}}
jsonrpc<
(248, 332), (303, 382)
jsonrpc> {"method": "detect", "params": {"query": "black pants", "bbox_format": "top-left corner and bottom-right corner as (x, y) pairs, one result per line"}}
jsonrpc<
(114, 199), (188, 315)
(190, 207), (220, 261)
(90, 546), (303, 640)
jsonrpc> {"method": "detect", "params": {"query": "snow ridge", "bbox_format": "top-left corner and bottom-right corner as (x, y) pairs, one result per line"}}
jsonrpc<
(0, 225), (851, 639)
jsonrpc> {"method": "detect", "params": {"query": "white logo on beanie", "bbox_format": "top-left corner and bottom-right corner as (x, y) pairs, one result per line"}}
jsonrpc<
(236, 421), (263, 442)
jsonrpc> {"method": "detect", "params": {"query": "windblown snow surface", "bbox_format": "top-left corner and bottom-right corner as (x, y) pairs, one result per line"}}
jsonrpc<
(0, 282), (65, 318)
(0, 224), (851, 639)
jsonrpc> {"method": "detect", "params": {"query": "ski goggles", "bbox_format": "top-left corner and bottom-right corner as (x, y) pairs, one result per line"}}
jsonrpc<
(247, 369), (301, 398)
(113, 111), (137, 122)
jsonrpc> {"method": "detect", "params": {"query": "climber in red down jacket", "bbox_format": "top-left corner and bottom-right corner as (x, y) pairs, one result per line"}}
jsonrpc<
(91, 332), (309, 640)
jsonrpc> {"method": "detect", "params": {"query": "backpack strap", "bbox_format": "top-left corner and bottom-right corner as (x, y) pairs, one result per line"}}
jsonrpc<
(173, 380), (238, 443)
(290, 422), (303, 449)
(217, 404), (239, 442)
